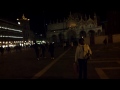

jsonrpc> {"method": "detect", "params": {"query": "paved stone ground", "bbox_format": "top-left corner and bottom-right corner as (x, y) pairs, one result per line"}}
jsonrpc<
(0, 43), (120, 79)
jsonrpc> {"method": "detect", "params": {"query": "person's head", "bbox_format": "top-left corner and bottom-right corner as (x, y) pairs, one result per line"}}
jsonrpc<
(79, 38), (84, 45)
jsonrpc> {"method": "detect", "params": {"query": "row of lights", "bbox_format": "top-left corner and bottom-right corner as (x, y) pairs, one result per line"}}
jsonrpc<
(0, 41), (24, 43)
(0, 40), (34, 48)
(0, 26), (22, 32)
(0, 41), (33, 43)
(0, 35), (23, 38)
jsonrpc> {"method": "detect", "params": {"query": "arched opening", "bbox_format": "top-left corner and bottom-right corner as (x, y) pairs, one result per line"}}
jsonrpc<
(88, 30), (95, 37)
(67, 30), (76, 42)
(88, 30), (95, 45)
(97, 30), (101, 35)
(79, 31), (86, 38)
(58, 33), (64, 43)
(51, 35), (57, 42)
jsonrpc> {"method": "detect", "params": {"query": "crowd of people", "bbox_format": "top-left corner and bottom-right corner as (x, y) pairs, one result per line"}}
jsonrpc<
(0, 39), (93, 79)
(33, 42), (55, 60)
(0, 45), (22, 56)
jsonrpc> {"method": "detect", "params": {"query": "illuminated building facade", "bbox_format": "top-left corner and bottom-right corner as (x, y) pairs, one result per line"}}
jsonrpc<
(46, 12), (102, 43)
(0, 14), (34, 48)
(0, 19), (24, 48)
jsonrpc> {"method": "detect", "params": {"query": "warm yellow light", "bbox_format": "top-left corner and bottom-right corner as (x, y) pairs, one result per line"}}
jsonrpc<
(17, 18), (19, 20)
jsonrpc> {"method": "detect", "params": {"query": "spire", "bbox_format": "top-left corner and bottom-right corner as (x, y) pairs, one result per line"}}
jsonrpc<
(89, 15), (91, 19)
(94, 12), (97, 19)
(94, 12), (96, 16)
(69, 11), (72, 18)
(22, 14), (25, 19)
(22, 14), (30, 20)
(60, 19), (61, 22)
(63, 17), (66, 22)
(57, 19), (58, 23)
(70, 11), (71, 16)
(50, 20), (51, 24)
(85, 14), (87, 20)
(80, 15), (83, 20)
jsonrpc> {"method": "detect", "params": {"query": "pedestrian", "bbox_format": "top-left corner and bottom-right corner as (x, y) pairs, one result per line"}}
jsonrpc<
(74, 38), (92, 79)
(71, 42), (73, 48)
(103, 38), (107, 44)
(33, 42), (40, 60)
(49, 42), (55, 59)
(63, 42), (66, 51)
(7, 46), (11, 53)
(40, 44), (46, 58)
(0, 46), (4, 56)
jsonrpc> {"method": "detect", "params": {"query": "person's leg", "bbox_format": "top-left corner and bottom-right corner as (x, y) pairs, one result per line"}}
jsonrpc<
(78, 60), (83, 79)
(51, 52), (54, 59)
(43, 51), (46, 58)
(36, 52), (39, 60)
(83, 60), (87, 79)
(50, 52), (52, 59)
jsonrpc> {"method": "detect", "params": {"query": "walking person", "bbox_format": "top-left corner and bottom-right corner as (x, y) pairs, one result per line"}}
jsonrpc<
(75, 38), (92, 79)
(71, 42), (73, 49)
(0, 47), (4, 56)
(63, 42), (66, 51)
(103, 38), (108, 48)
(40, 44), (46, 58)
(49, 42), (55, 59)
(33, 42), (40, 60)
(103, 38), (107, 45)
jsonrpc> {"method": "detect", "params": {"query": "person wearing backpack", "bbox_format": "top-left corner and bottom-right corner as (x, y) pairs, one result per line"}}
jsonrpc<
(75, 38), (92, 79)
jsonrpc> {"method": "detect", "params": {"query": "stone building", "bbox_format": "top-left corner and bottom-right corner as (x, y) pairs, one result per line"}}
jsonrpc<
(46, 12), (102, 43)
(17, 14), (35, 43)
(0, 14), (35, 48)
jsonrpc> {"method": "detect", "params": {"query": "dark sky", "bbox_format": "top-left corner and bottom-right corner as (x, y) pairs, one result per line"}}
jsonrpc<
(0, 0), (119, 35)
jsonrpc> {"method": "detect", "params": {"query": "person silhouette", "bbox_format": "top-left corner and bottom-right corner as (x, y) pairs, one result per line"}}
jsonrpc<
(34, 42), (40, 60)
(75, 38), (92, 79)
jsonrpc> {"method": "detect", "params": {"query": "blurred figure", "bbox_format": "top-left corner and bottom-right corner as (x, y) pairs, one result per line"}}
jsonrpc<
(49, 42), (55, 59)
(40, 44), (46, 58)
(103, 38), (108, 48)
(33, 42), (40, 60)
(103, 38), (107, 45)
(6, 46), (11, 53)
(70, 42), (73, 48)
(63, 41), (66, 51)
(0, 47), (4, 56)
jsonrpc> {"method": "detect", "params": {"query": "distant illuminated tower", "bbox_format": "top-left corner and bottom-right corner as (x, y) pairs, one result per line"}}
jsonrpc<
(17, 14), (30, 30)
(17, 14), (31, 42)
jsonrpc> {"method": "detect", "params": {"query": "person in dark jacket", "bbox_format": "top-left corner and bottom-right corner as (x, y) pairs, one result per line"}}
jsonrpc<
(103, 38), (107, 45)
(34, 42), (40, 60)
(0, 47), (4, 56)
(49, 42), (55, 59)
(40, 44), (46, 58)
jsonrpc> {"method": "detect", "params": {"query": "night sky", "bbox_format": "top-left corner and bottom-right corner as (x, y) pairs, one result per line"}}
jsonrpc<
(0, 0), (119, 35)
